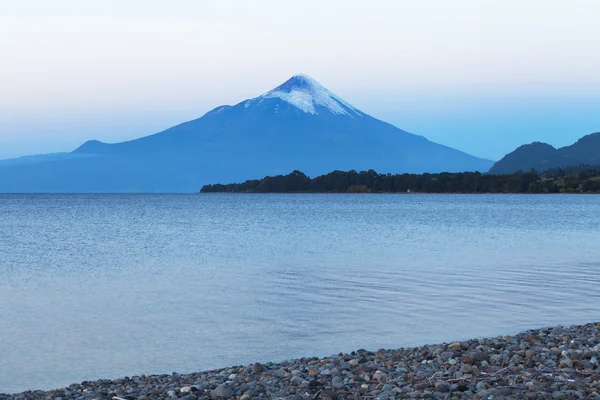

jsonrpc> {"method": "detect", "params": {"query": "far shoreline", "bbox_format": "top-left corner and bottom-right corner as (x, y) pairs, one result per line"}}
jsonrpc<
(200, 168), (600, 195)
(198, 191), (600, 195)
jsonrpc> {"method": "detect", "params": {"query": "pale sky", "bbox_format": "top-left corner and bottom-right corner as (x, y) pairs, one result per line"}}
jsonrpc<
(1, 0), (600, 160)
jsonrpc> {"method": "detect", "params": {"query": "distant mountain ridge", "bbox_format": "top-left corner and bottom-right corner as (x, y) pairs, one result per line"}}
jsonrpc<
(0, 74), (493, 193)
(489, 132), (600, 174)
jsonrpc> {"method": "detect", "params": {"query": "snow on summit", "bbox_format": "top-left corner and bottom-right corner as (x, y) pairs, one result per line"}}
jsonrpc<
(251, 74), (364, 117)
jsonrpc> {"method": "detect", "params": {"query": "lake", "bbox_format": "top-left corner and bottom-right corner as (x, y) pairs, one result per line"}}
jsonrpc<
(1, 194), (599, 393)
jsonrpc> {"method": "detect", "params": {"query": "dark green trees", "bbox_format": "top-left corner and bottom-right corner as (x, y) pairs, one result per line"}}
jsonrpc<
(200, 166), (600, 194)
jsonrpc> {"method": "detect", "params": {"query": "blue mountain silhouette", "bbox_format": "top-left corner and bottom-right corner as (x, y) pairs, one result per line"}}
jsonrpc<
(0, 74), (493, 192)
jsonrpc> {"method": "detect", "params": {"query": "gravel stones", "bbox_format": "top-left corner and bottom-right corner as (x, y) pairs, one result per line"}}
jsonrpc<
(3, 322), (600, 400)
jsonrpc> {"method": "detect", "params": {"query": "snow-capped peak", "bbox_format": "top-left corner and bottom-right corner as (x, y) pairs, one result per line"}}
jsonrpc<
(254, 74), (364, 117)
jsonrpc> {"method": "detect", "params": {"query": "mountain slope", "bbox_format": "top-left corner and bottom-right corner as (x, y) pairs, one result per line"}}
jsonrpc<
(0, 74), (493, 193)
(487, 142), (557, 174)
(489, 132), (600, 174)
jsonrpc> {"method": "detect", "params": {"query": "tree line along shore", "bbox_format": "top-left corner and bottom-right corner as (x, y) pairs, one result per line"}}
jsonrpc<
(200, 165), (600, 194)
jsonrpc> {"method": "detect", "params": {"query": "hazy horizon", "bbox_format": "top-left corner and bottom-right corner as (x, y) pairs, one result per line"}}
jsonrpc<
(2, 0), (600, 160)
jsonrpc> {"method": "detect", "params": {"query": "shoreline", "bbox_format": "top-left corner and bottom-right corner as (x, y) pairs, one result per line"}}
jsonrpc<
(2, 322), (600, 399)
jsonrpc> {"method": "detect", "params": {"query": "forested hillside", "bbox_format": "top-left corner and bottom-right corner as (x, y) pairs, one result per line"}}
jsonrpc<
(489, 132), (600, 174)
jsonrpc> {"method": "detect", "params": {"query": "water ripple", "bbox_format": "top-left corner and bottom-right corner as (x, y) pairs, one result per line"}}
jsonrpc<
(0, 194), (599, 392)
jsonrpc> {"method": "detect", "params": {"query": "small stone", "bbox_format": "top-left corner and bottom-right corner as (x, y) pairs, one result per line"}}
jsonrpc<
(340, 362), (352, 370)
(211, 384), (231, 399)
(460, 364), (473, 373)
(435, 382), (450, 393)
(273, 369), (286, 378)
(472, 352), (490, 363)
(381, 384), (394, 392)
(320, 390), (339, 400)
(252, 363), (263, 373)
(490, 387), (512, 396)
(332, 381), (344, 389)
(525, 349), (535, 360)
(461, 355), (473, 364)
(559, 358), (574, 368)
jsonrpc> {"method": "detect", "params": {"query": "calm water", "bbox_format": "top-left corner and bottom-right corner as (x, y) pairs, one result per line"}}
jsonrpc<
(1, 194), (599, 392)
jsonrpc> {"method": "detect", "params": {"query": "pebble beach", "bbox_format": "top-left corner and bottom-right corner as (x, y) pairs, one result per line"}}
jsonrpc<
(2, 322), (600, 400)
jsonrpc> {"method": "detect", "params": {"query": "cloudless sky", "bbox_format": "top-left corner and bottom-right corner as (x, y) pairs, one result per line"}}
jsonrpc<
(1, 0), (600, 160)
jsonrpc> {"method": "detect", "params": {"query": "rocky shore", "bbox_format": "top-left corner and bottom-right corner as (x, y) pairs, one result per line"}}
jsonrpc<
(2, 322), (600, 400)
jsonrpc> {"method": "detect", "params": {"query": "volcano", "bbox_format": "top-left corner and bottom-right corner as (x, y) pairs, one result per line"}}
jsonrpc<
(0, 74), (493, 192)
